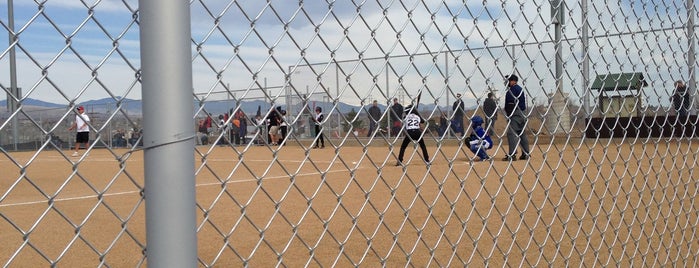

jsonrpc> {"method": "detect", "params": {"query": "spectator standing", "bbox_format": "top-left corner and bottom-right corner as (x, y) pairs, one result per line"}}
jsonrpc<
(502, 74), (531, 161)
(237, 110), (248, 145)
(230, 113), (240, 145)
(113, 129), (126, 147)
(438, 112), (449, 137)
(279, 110), (288, 145)
(483, 92), (499, 136)
(130, 127), (143, 147)
(204, 113), (214, 132)
(313, 106), (326, 148)
(196, 119), (208, 145)
(452, 93), (465, 137)
(267, 107), (281, 146)
(218, 114), (230, 145)
(671, 80), (690, 117)
(390, 98), (403, 137)
(367, 100), (382, 137)
(68, 106), (90, 157)
(254, 115), (266, 145)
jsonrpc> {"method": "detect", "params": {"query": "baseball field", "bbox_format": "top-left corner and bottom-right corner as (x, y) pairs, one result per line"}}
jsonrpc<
(1, 137), (698, 266)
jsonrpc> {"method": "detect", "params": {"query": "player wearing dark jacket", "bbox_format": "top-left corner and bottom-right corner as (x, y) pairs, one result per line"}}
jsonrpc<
(502, 74), (530, 161)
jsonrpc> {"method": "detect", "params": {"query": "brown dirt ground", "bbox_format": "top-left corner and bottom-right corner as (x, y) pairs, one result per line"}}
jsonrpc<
(1, 136), (698, 267)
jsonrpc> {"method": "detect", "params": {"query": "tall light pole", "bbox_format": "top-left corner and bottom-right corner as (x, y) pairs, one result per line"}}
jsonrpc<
(582, 0), (590, 117)
(7, 0), (19, 150)
(689, 0), (696, 114)
(386, 62), (391, 137)
(336, 64), (341, 136)
(548, 0), (572, 134)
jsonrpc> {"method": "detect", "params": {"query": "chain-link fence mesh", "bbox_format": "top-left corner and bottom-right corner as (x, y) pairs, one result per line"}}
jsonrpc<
(1, 0), (699, 266)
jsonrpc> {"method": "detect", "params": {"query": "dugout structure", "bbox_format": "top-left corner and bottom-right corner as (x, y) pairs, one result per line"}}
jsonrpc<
(586, 72), (696, 138)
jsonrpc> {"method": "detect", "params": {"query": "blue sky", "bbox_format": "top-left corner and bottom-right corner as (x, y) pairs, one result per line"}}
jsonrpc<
(0, 0), (695, 115)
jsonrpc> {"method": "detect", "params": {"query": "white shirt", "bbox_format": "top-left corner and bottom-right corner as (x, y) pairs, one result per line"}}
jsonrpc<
(76, 113), (90, 132)
(315, 113), (324, 126)
(404, 113), (421, 130)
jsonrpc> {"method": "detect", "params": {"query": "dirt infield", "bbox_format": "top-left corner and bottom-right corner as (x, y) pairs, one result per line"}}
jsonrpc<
(1, 138), (698, 266)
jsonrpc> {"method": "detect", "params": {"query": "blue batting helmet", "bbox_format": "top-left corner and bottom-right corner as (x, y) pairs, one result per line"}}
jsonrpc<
(471, 115), (484, 126)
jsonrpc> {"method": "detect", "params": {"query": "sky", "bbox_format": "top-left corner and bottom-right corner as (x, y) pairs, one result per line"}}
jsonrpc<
(0, 0), (695, 117)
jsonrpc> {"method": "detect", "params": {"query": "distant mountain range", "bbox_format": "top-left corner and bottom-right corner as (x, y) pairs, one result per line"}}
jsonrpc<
(1, 98), (65, 108)
(1, 97), (466, 116)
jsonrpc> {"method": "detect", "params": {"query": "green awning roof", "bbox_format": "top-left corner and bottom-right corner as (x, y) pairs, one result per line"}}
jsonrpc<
(591, 72), (648, 91)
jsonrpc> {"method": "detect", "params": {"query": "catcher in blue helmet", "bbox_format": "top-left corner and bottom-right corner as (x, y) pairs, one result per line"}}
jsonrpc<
(468, 115), (493, 161)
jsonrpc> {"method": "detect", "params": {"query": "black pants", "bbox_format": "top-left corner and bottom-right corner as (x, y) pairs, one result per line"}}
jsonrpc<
(313, 125), (324, 147)
(279, 126), (288, 145)
(231, 132), (240, 145)
(397, 130), (429, 163)
(368, 120), (378, 137)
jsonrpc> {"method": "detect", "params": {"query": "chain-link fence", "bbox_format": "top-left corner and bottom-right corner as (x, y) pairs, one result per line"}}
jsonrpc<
(1, 0), (699, 266)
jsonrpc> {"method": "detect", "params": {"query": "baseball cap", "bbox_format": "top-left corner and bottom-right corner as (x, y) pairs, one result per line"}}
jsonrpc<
(506, 74), (519, 82)
(77, 106), (84, 111)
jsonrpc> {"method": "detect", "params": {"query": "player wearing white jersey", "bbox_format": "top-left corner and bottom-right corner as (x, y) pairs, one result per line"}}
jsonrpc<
(395, 105), (430, 166)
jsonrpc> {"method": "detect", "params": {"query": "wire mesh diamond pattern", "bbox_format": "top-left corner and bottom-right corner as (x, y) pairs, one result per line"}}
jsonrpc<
(1, 0), (698, 267)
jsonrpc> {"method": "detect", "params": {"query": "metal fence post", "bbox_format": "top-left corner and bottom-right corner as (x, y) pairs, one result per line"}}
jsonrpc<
(138, 1), (197, 267)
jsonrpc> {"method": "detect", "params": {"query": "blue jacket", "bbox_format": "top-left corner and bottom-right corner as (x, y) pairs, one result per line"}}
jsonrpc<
(470, 125), (493, 149)
(505, 84), (526, 114)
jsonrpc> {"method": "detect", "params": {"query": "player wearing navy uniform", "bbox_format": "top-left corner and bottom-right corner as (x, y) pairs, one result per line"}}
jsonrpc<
(502, 74), (530, 161)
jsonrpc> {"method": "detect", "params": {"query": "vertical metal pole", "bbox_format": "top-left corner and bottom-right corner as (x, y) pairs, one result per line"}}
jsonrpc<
(284, 70), (292, 135)
(555, 7), (563, 107)
(138, 1), (197, 267)
(511, 43), (516, 74)
(445, 52), (450, 115)
(306, 85), (310, 138)
(286, 66), (292, 119)
(108, 103), (112, 147)
(550, 0), (571, 133)
(386, 63), (390, 137)
(7, 0), (18, 151)
(582, 0), (590, 116)
(336, 64), (341, 136)
(689, 0), (696, 114)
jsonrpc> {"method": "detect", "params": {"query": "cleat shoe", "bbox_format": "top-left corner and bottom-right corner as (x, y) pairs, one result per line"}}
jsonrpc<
(501, 155), (516, 161)
(72, 152), (79, 157)
(394, 161), (402, 166)
(519, 154), (530, 160)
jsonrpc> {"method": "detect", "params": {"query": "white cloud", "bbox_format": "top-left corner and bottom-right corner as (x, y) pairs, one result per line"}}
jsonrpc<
(1, 0), (692, 112)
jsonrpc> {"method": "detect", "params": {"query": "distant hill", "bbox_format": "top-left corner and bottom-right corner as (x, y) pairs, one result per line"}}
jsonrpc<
(0, 98), (64, 108)
(0, 97), (464, 117)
